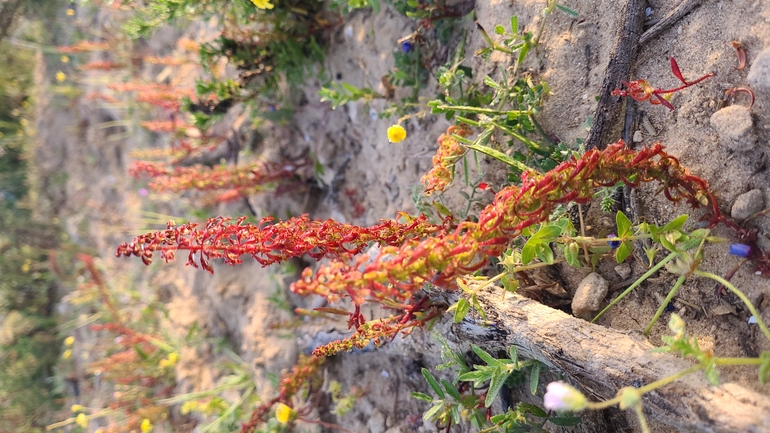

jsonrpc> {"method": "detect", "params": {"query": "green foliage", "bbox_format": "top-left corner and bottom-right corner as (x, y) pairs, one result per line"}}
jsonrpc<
(319, 82), (384, 109)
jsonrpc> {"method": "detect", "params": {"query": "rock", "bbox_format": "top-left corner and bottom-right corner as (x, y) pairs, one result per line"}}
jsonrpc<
(731, 189), (764, 220)
(633, 130), (643, 142)
(614, 263), (632, 280)
(747, 47), (770, 90)
(367, 409), (387, 433)
(710, 105), (756, 151)
(572, 272), (609, 320)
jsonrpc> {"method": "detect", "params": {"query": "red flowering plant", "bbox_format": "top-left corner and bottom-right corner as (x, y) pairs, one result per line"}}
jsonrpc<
(128, 159), (311, 198)
(611, 57), (714, 110)
(119, 139), (724, 357)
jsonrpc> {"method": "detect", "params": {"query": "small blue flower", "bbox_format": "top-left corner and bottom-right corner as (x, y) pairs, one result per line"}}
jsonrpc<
(607, 234), (621, 249)
(729, 243), (752, 258)
(401, 41), (413, 53)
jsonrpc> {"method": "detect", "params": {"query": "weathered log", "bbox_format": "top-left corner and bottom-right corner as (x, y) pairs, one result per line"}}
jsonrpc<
(437, 289), (770, 433)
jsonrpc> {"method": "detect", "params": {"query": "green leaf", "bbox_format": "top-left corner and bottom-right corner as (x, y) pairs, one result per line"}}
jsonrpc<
(554, 4), (579, 18)
(704, 364), (720, 386)
(537, 244), (555, 264)
(422, 368), (445, 398)
(509, 346), (519, 364)
(759, 351), (770, 384)
(549, 415), (582, 426)
(442, 379), (462, 401)
(529, 362), (541, 395)
(615, 241), (633, 263)
(517, 43), (530, 65)
(457, 370), (486, 384)
(472, 344), (502, 367)
(661, 214), (688, 233)
(485, 368), (507, 407)
(615, 211), (632, 237)
(494, 25), (505, 34)
(502, 274), (519, 293)
(565, 242), (580, 267)
(510, 15), (519, 35)
(423, 403), (443, 421)
(454, 298), (471, 323)
(411, 392), (433, 402)
(471, 293), (487, 320)
(519, 402), (548, 417)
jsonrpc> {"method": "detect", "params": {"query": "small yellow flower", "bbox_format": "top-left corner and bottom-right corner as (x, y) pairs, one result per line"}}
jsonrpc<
(275, 403), (294, 424)
(65, 336), (75, 346)
(250, 0), (274, 9)
(62, 349), (72, 359)
(168, 352), (179, 364)
(61, 55), (70, 63)
(56, 71), (66, 82)
(387, 124), (407, 143)
(75, 413), (88, 428)
(71, 404), (84, 413)
(140, 418), (152, 432)
(180, 401), (198, 415)
(66, 8), (75, 16)
(95, 430), (104, 433)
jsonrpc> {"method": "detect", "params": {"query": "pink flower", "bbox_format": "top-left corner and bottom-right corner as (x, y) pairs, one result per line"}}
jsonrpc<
(543, 381), (587, 412)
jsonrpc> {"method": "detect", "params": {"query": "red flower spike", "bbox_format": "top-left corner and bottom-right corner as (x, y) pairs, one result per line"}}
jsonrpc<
(116, 213), (444, 270)
(292, 140), (719, 307)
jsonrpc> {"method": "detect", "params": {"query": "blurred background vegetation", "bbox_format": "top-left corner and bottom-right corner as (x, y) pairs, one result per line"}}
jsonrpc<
(0, 0), (70, 430)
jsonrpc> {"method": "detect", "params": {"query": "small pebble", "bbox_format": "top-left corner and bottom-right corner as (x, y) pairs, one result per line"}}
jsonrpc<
(731, 189), (764, 220)
(633, 130), (643, 142)
(709, 105), (757, 151)
(572, 273), (609, 320)
(614, 263), (632, 279)
(747, 47), (770, 90)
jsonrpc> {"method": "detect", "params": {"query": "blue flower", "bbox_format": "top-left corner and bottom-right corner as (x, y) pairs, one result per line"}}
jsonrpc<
(607, 234), (621, 249)
(401, 41), (413, 53)
(729, 243), (752, 258)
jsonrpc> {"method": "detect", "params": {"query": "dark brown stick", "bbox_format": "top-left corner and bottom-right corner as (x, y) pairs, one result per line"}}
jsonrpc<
(640, 0), (703, 45)
(585, 0), (646, 150)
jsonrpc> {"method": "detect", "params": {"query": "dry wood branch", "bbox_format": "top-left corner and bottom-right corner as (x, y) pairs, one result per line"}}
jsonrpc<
(586, 0), (646, 150)
(439, 289), (770, 433)
(640, 0), (703, 45)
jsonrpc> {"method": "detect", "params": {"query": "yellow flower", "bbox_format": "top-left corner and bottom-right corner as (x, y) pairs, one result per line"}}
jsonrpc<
(275, 403), (294, 424)
(65, 336), (75, 346)
(75, 413), (88, 428)
(140, 418), (152, 432)
(66, 8), (75, 16)
(62, 349), (72, 359)
(56, 71), (66, 82)
(250, 0), (274, 9)
(180, 401), (198, 415)
(387, 124), (407, 143)
(159, 352), (178, 367)
(71, 404), (84, 413)
(95, 430), (104, 433)
(61, 55), (70, 63)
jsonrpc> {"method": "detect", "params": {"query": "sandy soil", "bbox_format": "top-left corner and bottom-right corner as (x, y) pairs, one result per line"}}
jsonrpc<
(32, 0), (770, 431)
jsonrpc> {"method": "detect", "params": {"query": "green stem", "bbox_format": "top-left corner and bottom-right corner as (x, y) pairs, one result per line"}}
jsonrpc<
(529, 115), (556, 148)
(586, 364), (702, 410)
(644, 274), (687, 336)
(592, 252), (677, 323)
(490, 120), (549, 154)
(692, 270), (770, 343)
(434, 105), (532, 117)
